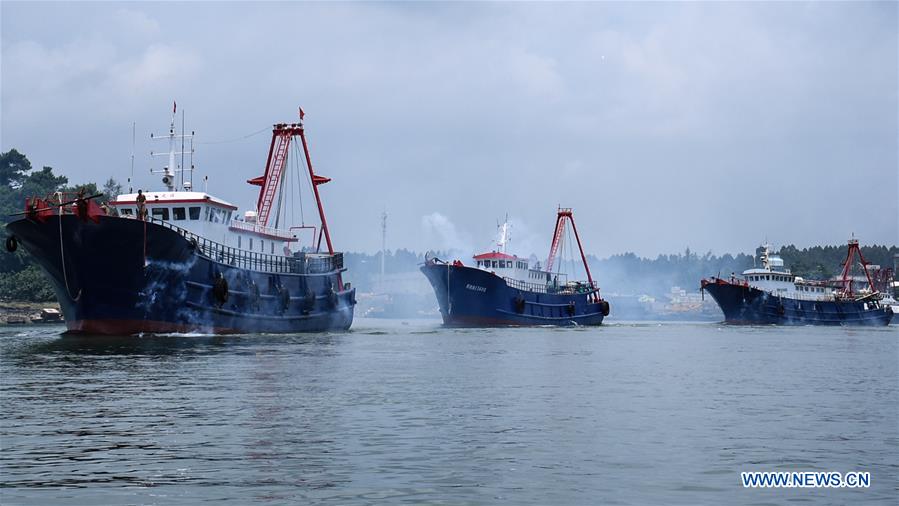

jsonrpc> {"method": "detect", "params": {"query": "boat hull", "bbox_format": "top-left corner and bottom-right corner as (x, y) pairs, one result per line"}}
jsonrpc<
(6, 216), (355, 335)
(701, 279), (893, 326)
(420, 263), (605, 326)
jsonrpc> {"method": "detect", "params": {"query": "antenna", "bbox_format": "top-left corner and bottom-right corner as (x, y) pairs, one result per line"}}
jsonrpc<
(130, 121), (135, 192)
(150, 101), (193, 192)
(180, 108), (185, 190)
(496, 214), (511, 254)
(189, 132), (195, 189)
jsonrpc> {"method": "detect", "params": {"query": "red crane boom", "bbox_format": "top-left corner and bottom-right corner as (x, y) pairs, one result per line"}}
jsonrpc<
(545, 208), (594, 285)
(839, 237), (876, 297)
(247, 117), (334, 254)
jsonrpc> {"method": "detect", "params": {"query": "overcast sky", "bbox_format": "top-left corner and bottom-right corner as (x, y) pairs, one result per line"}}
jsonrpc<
(2, 1), (897, 258)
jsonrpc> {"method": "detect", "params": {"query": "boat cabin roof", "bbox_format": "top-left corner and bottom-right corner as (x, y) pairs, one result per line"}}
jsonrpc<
(473, 251), (518, 261)
(111, 191), (237, 211)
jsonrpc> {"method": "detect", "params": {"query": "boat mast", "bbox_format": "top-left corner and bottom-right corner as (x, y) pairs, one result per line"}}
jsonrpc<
(545, 208), (594, 285)
(298, 115), (334, 255)
(839, 236), (876, 297)
(150, 101), (193, 191)
(496, 214), (511, 254)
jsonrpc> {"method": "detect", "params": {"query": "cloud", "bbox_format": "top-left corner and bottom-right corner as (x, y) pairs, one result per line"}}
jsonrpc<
(2, 1), (896, 257)
(110, 44), (201, 92)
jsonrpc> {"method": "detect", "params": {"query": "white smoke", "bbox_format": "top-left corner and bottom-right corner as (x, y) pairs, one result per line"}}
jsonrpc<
(421, 212), (473, 259)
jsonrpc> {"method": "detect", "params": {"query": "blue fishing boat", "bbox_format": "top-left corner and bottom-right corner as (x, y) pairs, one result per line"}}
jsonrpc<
(4, 106), (355, 335)
(421, 208), (609, 326)
(701, 239), (893, 326)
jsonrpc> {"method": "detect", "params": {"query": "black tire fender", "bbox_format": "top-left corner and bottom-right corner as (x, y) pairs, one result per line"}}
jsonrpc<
(328, 288), (339, 308)
(514, 296), (526, 313)
(600, 300), (610, 317)
(5, 236), (18, 253)
(279, 287), (290, 312)
(212, 275), (229, 305)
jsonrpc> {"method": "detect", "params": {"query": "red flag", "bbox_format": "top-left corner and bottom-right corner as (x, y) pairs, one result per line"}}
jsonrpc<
(299, 107), (305, 120)
(173, 101), (177, 114)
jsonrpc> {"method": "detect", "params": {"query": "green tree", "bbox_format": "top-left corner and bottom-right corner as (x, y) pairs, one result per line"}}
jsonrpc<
(0, 148), (32, 187)
(101, 177), (123, 203)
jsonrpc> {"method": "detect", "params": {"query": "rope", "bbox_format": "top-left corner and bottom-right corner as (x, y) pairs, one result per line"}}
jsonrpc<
(58, 209), (81, 301)
(446, 263), (452, 316)
(295, 140), (310, 226)
(143, 219), (148, 267)
(196, 126), (269, 145)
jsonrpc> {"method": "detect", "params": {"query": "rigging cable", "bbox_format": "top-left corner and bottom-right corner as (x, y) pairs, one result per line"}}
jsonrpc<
(58, 205), (82, 301)
(196, 126), (270, 145)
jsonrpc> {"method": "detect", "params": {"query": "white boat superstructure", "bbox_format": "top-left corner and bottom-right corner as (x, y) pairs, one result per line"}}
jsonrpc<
(472, 217), (566, 287)
(108, 105), (325, 258)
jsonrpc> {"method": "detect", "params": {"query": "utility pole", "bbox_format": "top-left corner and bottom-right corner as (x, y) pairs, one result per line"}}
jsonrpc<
(380, 210), (387, 292)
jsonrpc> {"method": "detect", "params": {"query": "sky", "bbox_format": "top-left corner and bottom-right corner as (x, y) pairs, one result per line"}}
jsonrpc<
(2, 1), (897, 258)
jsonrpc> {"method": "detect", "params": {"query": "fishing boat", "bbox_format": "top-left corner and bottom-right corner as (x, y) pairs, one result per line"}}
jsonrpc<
(4, 106), (355, 335)
(421, 208), (610, 326)
(701, 239), (893, 325)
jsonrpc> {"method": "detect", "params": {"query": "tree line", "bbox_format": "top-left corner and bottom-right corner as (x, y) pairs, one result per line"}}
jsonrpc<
(1, 149), (896, 302)
(1, 149), (121, 301)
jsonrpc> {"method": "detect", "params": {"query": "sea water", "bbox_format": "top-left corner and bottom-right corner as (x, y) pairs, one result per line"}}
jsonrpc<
(1, 319), (896, 505)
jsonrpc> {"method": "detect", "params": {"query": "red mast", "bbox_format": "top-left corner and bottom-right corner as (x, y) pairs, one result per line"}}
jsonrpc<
(545, 208), (594, 286)
(248, 123), (302, 227)
(247, 111), (334, 254)
(839, 237), (876, 297)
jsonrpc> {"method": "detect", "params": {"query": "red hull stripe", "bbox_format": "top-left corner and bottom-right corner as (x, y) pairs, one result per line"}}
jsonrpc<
(66, 319), (240, 335)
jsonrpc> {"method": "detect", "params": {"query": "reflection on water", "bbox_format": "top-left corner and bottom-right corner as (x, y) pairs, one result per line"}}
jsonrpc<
(1, 320), (897, 505)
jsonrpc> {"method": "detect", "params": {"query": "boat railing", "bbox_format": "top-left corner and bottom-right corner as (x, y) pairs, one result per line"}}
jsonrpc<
(146, 216), (343, 274)
(228, 219), (294, 240)
(503, 277), (598, 295)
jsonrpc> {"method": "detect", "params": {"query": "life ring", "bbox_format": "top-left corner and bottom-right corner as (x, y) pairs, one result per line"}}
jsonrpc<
(212, 275), (229, 306)
(599, 300), (610, 317)
(5, 236), (17, 253)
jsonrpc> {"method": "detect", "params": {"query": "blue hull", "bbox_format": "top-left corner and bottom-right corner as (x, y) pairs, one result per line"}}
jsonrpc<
(6, 216), (355, 335)
(702, 281), (893, 326)
(420, 263), (605, 326)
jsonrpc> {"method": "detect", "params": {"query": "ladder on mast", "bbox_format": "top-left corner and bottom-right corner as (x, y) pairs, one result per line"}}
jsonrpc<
(256, 129), (293, 227)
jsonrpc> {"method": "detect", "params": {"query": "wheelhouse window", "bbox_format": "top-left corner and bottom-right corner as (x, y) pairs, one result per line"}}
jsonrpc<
(189, 207), (201, 220)
(172, 207), (186, 221)
(151, 208), (169, 220)
(120, 208), (133, 216)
